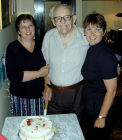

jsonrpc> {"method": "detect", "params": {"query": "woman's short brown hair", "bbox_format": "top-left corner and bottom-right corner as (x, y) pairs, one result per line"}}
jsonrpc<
(83, 13), (106, 32)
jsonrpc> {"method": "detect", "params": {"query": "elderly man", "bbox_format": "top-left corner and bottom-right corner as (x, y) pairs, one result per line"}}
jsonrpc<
(42, 4), (89, 124)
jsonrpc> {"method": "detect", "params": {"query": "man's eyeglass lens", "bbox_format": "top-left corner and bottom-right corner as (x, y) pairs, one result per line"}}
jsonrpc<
(54, 15), (73, 22)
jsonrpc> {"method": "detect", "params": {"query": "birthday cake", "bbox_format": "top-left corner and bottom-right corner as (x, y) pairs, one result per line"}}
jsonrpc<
(19, 116), (54, 140)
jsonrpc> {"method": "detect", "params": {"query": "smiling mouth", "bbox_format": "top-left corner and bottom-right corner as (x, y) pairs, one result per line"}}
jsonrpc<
(90, 36), (96, 40)
(26, 32), (31, 35)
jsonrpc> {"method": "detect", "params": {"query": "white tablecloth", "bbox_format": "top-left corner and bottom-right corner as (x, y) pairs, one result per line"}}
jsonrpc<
(2, 113), (85, 140)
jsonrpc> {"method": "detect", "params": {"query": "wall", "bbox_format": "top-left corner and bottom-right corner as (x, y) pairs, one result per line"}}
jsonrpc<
(76, 0), (83, 27)
(16, 0), (34, 16)
(0, 16), (17, 59)
(0, 14), (17, 132)
(82, 1), (122, 31)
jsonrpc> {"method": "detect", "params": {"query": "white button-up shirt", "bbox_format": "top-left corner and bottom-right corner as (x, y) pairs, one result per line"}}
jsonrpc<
(42, 25), (89, 86)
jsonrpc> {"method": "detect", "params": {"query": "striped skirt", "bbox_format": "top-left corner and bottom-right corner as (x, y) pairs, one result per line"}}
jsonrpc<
(9, 93), (45, 116)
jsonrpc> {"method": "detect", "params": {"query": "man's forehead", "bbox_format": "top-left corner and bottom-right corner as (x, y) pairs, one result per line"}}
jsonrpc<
(54, 6), (72, 17)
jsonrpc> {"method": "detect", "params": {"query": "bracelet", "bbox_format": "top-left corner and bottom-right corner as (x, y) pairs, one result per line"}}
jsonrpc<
(98, 115), (106, 119)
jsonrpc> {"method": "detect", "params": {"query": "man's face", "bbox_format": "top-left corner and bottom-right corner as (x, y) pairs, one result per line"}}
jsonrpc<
(52, 6), (76, 36)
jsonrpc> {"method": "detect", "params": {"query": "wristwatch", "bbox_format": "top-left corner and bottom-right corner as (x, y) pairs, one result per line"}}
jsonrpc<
(98, 115), (106, 119)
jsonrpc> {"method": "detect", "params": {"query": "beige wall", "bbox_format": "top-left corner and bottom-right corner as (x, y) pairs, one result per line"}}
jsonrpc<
(76, 0), (83, 27)
(82, 1), (122, 31)
(16, 0), (34, 16)
(0, 16), (17, 59)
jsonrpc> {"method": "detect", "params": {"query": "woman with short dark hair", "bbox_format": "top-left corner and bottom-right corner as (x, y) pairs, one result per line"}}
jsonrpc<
(81, 13), (118, 140)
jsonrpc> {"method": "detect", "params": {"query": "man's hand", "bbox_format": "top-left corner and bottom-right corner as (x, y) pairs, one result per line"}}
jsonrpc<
(117, 64), (121, 76)
(43, 86), (52, 102)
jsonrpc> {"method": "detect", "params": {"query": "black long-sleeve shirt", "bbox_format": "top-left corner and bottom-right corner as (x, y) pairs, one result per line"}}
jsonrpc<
(6, 39), (46, 98)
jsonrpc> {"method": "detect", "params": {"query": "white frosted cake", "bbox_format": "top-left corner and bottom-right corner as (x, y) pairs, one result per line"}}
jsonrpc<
(19, 116), (54, 140)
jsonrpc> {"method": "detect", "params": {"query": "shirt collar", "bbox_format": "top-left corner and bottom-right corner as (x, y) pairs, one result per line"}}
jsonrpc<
(54, 24), (79, 38)
(90, 39), (105, 48)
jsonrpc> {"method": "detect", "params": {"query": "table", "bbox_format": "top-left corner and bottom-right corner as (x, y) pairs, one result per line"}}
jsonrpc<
(1, 113), (85, 140)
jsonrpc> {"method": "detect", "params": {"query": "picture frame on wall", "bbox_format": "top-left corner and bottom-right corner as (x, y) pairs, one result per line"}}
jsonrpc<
(0, 0), (11, 30)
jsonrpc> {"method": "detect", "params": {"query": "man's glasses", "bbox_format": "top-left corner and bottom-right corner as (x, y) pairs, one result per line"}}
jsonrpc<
(53, 15), (73, 23)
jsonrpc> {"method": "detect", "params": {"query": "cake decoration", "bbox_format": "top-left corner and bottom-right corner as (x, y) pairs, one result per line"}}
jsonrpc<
(19, 116), (56, 140)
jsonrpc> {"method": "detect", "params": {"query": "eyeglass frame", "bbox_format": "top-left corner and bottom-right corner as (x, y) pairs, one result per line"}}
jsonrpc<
(53, 15), (73, 23)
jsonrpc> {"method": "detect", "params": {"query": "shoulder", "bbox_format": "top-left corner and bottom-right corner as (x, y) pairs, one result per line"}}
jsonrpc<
(74, 26), (89, 47)
(44, 28), (57, 38)
(99, 41), (115, 56)
(97, 42), (118, 78)
(74, 26), (85, 35)
(98, 42), (117, 63)
(7, 40), (18, 47)
(42, 28), (58, 47)
(76, 27), (84, 34)
(7, 40), (20, 53)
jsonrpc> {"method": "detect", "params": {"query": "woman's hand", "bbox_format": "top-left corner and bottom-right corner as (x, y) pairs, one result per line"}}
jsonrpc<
(22, 65), (49, 82)
(94, 118), (105, 128)
(39, 65), (49, 77)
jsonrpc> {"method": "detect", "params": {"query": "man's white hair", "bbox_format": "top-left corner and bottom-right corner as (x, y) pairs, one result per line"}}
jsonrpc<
(49, 4), (74, 19)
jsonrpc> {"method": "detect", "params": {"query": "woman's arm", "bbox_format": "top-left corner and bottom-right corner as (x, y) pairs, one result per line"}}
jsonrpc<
(23, 65), (49, 82)
(94, 77), (117, 128)
(6, 42), (49, 83)
(6, 45), (24, 82)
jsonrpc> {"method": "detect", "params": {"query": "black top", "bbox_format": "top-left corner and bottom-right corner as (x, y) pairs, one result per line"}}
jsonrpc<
(6, 39), (46, 98)
(81, 40), (118, 116)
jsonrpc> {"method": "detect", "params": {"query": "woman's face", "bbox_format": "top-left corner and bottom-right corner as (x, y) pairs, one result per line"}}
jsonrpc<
(18, 19), (35, 40)
(84, 24), (105, 46)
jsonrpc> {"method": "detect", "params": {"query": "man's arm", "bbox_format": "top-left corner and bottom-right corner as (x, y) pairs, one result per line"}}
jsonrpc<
(43, 75), (52, 102)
